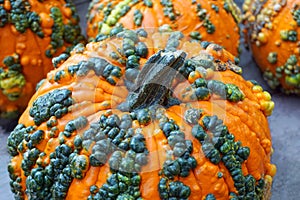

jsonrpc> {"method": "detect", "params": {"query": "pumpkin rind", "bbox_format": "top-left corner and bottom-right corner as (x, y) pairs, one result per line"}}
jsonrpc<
(0, 0), (85, 117)
(86, 0), (241, 56)
(7, 28), (276, 199)
(242, 0), (300, 94)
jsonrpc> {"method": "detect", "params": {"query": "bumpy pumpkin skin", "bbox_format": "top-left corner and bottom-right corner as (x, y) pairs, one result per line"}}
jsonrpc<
(243, 0), (300, 94)
(0, 0), (85, 118)
(7, 28), (276, 200)
(86, 0), (241, 56)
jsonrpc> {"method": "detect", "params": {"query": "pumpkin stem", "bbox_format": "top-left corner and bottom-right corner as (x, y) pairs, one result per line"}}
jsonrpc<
(121, 50), (186, 111)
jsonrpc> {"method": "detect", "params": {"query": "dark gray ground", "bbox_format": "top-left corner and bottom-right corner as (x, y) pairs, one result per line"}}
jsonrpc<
(0, 0), (299, 199)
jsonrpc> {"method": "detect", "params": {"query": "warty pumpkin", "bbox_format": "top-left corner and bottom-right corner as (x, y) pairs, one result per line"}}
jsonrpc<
(0, 0), (85, 118)
(243, 0), (300, 94)
(7, 27), (276, 199)
(86, 0), (241, 56)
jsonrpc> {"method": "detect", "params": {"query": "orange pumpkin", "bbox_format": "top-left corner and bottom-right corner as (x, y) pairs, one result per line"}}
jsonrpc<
(86, 0), (241, 56)
(0, 0), (85, 118)
(7, 28), (276, 199)
(242, 0), (300, 94)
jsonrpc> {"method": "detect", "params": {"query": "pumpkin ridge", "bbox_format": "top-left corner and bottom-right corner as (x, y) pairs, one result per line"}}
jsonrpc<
(138, 122), (160, 198)
(218, 72), (274, 117)
(7, 100), (99, 197)
(186, 98), (272, 179)
(201, 101), (270, 179)
(165, 108), (228, 198)
(154, 109), (198, 199)
(81, 110), (152, 199)
(196, 114), (267, 199)
(210, 99), (270, 144)
(179, 168), (203, 200)
(31, 33), (44, 74)
(150, 121), (168, 198)
(67, 102), (110, 122)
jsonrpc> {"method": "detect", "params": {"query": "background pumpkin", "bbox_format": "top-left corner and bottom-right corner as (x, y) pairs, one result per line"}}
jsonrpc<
(242, 0), (300, 95)
(7, 28), (276, 199)
(86, 0), (241, 56)
(0, 0), (85, 118)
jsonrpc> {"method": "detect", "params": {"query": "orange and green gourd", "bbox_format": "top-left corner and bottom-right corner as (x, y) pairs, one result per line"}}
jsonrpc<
(7, 28), (276, 199)
(243, 0), (300, 94)
(0, 0), (85, 118)
(86, 0), (241, 56)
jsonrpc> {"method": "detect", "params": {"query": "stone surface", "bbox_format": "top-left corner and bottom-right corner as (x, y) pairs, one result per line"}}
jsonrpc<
(0, 0), (299, 199)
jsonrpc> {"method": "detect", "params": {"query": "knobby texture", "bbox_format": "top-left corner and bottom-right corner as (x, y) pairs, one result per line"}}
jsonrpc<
(0, 0), (85, 118)
(243, 0), (300, 94)
(86, 0), (241, 56)
(7, 28), (276, 200)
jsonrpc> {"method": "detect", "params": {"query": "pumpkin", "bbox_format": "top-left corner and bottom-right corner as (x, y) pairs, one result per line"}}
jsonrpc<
(0, 0), (85, 118)
(7, 27), (276, 200)
(86, 0), (241, 56)
(242, 0), (300, 94)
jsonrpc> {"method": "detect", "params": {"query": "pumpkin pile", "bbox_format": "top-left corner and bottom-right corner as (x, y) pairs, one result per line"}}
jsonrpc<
(243, 0), (300, 94)
(7, 28), (276, 199)
(86, 0), (241, 56)
(0, 0), (85, 118)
